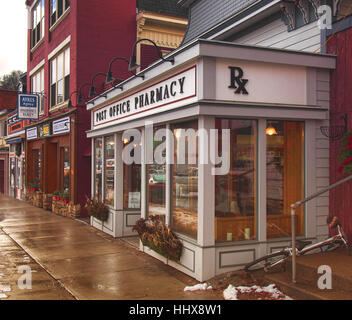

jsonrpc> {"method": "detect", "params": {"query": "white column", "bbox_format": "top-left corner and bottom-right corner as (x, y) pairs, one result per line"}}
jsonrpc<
(115, 132), (124, 237)
(165, 123), (171, 226)
(101, 136), (105, 201)
(91, 138), (95, 198)
(115, 132), (124, 211)
(140, 127), (147, 219)
(197, 116), (215, 246)
(258, 119), (267, 256)
(197, 116), (215, 281)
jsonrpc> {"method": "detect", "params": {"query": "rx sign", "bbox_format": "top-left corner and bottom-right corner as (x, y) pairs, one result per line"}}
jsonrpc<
(228, 66), (249, 95)
(17, 93), (39, 120)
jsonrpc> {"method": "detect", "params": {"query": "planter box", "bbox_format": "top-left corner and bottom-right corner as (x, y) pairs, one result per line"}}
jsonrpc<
(142, 245), (168, 264)
(90, 212), (116, 237)
(33, 191), (43, 208)
(42, 194), (53, 210)
(90, 210), (140, 238)
(52, 198), (81, 218)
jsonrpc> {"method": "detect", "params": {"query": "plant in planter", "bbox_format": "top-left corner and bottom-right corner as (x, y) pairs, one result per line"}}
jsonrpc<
(26, 181), (40, 191)
(85, 196), (110, 222)
(133, 215), (183, 262)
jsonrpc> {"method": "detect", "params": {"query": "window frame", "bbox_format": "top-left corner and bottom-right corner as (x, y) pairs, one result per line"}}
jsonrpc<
(31, 68), (45, 114)
(50, 0), (70, 27)
(31, 0), (45, 49)
(104, 135), (115, 208)
(214, 118), (258, 243)
(50, 46), (70, 109)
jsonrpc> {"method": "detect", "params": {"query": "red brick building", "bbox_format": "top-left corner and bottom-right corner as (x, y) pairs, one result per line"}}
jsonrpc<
(24, 0), (187, 215)
(327, 7), (352, 243)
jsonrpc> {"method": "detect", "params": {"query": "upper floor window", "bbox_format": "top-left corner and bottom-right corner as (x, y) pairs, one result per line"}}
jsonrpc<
(50, 0), (70, 26)
(31, 68), (45, 114)
(50, 47), (70, 108)
(31, 0), (45, 48)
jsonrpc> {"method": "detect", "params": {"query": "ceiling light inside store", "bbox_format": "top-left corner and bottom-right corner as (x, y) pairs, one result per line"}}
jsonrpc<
(266, 125), (278, 136)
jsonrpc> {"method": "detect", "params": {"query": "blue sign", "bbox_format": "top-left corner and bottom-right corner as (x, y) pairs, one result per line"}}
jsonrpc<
(17, 93), (39, 120)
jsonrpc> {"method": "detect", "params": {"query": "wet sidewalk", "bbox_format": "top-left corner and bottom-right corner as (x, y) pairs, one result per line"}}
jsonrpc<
(0, 195), (221, 300)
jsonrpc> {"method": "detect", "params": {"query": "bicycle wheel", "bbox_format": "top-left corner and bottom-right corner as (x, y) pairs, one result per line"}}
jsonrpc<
(245, 251), (289, 272)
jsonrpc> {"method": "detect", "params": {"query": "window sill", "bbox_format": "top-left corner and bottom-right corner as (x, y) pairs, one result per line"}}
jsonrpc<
(30, 38), (44, 53)
(49, 101), (69, 113)
(49, 8), (71, 33)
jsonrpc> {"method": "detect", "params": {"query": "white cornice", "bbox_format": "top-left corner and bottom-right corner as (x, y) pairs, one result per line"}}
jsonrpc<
(29, 58), (45, 76)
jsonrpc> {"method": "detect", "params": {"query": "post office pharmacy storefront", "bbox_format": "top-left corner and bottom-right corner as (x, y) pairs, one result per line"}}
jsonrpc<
(87, 39), (335, 281)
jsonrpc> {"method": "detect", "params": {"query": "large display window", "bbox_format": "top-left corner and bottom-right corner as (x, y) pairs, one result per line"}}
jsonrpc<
(123, 137), (141, 209)
(104, 135), (115, 206)
(215, 119), (257, 242)
(147, 126), (166, 220)
(62, 146), (70, 193)
(171, 120), (198, 239)
(266, 121), (304, 238)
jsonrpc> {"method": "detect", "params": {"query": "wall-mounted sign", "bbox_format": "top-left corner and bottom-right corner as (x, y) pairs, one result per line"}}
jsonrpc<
(92, 66), (197, 129)
(216, 60), (307, 105)
(53, 117), (70, 135)
(7, 112), (25, 136)
(17, 93), (39, 120)
(39, 123), (51, 138)
(9, 152), (15, 158)
(228, 67), (248, 95)
(26, 127), (38, 140)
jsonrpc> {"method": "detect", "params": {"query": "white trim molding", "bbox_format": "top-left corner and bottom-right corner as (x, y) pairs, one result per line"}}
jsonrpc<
(29, 59), (45, 77)
(48, 35), (71, 60)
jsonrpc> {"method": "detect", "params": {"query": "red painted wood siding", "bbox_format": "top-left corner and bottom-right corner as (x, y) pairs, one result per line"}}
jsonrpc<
(327, 27), (352, 243)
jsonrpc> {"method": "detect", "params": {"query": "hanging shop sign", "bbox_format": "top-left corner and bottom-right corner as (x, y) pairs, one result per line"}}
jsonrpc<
(53, 117), (70, 135)
(17, 93), (39, 120)
(39, 123), (51, 138)
(7, 112), (25, 136)
(93, 66), (197, 129)
(26, 127), (38, 140)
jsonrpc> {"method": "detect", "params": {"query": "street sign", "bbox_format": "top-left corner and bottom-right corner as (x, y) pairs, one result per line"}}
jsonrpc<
(17, 93), (39, 120)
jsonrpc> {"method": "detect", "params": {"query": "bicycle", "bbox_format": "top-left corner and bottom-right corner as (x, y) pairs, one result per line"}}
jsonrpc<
(244, 216), (351, 272)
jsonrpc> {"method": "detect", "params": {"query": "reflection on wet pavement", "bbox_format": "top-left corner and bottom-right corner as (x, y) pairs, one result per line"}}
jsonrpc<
(0, 195), (222, 300)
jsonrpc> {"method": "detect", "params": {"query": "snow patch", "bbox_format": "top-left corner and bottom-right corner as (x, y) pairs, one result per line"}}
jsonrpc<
(224, 284), (292, 300)
(184, 283), (213, 291)
(0, 285), (11, 292)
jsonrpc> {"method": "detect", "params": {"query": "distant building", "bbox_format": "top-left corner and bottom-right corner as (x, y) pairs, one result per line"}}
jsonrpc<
(24, 0), (187, 215)
(0, 89), (18, 195)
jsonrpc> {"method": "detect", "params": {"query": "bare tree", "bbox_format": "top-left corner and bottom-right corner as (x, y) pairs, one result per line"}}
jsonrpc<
(0, 70), (23, 90)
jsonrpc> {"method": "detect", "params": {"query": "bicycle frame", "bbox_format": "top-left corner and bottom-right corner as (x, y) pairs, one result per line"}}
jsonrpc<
(266, 225), (349, 271)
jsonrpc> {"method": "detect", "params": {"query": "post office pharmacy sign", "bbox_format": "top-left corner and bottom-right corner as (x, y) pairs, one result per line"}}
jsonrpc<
(17, 93), (39, 120)
(93, 66), (197, 129)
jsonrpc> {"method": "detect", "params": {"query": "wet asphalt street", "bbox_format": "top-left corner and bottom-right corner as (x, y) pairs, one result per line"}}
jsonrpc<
(0, 195), (221, 300)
